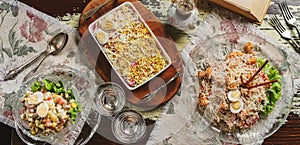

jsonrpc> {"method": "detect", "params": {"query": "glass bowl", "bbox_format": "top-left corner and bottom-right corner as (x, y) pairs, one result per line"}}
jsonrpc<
(11, 66), (96, 145)
(188, 33), (293, 144)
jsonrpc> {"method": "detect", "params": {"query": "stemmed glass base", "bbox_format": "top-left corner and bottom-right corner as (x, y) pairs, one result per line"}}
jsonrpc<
(111, 109), (146, 144)
(93, 82), (126, 116)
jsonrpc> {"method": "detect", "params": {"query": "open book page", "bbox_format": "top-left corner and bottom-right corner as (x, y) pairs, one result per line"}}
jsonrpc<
(224, 0), (255, 12)
(251, 0), (270, 21)
(208, 0), (271, 23)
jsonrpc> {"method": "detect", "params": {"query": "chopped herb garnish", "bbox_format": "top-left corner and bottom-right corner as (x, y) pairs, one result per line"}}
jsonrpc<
(31, 80), (41, 92)
(43, 79), (55, 91)
(67, 88), (75, 100)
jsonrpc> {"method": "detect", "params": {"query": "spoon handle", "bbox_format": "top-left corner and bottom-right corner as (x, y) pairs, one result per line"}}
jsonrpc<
(139, 72), (182, 103)
(80, 0), (114, 19)
(31, 52), (49, 73)
(4, 51), (47, 81)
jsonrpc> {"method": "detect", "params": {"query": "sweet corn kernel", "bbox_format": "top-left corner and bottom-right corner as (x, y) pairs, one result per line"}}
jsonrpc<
(71, 102), (77, 108)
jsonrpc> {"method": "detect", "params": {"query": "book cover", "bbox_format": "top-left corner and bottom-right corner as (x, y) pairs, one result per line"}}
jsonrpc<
(208, 0), (271, 24)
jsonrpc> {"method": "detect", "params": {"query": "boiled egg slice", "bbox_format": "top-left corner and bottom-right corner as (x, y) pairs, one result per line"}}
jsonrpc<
(37, 103), (49, 118)
(228, 90), (241, 102)
(230, 99), (244, 114)
(28, 92), (44, 105)
(101, 20), (115, 31)
(95, 30), (108, 44)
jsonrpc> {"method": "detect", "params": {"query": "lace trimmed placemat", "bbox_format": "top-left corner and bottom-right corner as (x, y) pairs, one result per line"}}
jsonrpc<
(147, 0), (300, 144)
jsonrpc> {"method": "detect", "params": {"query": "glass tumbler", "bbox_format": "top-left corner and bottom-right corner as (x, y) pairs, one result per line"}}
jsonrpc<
(111, 109), (146, 144)
(93, 82), (126, 116)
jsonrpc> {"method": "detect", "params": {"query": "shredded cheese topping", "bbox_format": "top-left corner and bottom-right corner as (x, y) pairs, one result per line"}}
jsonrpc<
(94, 4), (169, 87)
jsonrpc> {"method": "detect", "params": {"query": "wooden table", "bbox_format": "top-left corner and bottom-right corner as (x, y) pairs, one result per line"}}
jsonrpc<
(4, 0), (300, 144)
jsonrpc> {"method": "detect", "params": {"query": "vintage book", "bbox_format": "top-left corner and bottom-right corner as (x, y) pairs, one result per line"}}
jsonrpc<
(208, 0), (271, 24)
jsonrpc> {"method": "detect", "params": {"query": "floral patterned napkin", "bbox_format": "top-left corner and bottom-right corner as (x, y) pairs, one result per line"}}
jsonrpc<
(0, 0), (74, 127)
(0, 0), (100, 138)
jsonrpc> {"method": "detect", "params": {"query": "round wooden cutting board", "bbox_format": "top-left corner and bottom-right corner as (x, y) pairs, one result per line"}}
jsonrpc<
(78, 0), (183, 109)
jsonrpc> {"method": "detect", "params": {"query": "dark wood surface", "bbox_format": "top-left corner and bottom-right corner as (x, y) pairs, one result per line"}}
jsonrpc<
(78, 0), (183, 108)
(4, 0), (300, 144)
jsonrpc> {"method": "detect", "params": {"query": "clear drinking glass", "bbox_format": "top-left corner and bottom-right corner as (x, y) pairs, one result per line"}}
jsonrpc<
(111, 109), (146, 144)
(93, 82), (146, 143)
(93, 82), (126, 116)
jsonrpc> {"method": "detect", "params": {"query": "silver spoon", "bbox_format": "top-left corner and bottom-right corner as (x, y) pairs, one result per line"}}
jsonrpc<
(4, 32), (68, 81)
(80, 0), (114, 20)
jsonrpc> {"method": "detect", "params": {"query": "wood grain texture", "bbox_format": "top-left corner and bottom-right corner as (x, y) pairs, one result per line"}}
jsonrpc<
(78, 0), (183, 109)
(19, 0), (91, 17)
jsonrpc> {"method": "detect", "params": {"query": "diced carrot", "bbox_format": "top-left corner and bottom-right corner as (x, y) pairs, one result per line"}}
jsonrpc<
(46, 96), (52, 101)
(59, 100), (65, 105)
(261, 73), (266, 80)
(45, 118), (52, 127)
(56, 96), (62, 103)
